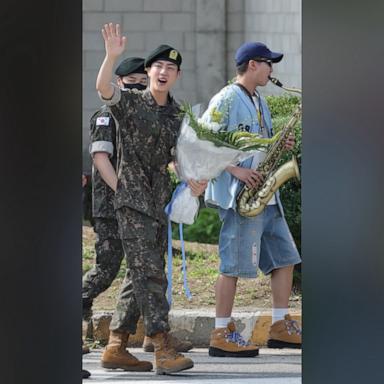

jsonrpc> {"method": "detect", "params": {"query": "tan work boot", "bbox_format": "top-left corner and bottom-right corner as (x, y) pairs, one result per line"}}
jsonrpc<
(101, 330), (153, 371)
(143, 333), (193, 352)
(267, 314), (302, 349)
(209, 321), (259, 357)
(151, 331), (194, 375)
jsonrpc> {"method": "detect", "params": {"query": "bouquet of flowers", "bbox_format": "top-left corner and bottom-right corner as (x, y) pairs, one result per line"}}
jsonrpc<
(167, 103), (281, 225)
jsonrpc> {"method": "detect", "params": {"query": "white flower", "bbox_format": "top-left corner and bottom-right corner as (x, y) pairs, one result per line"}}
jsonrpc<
(208, 122), (222, 132)
(197, 118), (222, 133)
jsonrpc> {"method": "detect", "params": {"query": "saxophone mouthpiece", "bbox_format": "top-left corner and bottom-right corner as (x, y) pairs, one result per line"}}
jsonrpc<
(268, 76), (283, 88)
(269, 76), (302, 95)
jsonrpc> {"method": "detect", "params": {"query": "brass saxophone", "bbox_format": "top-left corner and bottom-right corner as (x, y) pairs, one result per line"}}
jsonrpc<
(236, 76), (301, 217)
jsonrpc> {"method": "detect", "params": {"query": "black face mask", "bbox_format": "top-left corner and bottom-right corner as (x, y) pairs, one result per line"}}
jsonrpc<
(122, 83), (146, 91)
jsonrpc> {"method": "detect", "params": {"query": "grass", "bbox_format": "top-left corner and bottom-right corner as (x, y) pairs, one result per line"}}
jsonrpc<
(82, 225), (301, 311)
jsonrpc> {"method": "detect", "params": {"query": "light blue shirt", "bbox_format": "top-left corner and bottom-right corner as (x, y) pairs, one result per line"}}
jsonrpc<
(201, 83), (284, 216)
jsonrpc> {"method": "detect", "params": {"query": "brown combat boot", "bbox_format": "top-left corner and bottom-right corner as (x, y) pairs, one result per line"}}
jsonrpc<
(101, 330), (153, 371)
(267, 314), (302, 349)
(209, 321), (259, 357)
(151, 331), (194, 375)
(143, 333), (193, 352)
(82, 318), (92, 354)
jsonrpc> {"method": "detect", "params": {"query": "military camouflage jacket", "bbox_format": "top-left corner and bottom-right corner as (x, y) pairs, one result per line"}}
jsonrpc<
(101, 86), (182, 223)
(89, 105), (118, 218)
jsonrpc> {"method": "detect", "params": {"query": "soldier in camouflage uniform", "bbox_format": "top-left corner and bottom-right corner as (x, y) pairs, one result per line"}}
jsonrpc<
(96, 23), (207, 375)
(84, 54), (193, 348)
(82, 58), (148, 363)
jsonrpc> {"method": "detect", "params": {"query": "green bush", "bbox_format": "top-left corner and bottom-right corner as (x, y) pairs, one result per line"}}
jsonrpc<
(172, 207), (221, 244)
(267, 94), (302, 290)
(266, 94), (301, 254)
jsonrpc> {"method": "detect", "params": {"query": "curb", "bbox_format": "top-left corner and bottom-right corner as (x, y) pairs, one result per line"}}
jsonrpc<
(87, 309), (301, 347)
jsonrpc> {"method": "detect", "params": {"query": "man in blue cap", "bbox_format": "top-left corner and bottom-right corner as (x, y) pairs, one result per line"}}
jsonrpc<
(200, 41), (302, 357)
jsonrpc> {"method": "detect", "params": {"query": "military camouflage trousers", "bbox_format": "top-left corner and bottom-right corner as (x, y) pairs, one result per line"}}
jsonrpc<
(82, 218), (124, 320)
(110, 206), (170, 336)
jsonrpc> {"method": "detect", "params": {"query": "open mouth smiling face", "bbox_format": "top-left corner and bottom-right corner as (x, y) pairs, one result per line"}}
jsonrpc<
(149, 60), (179, 90)
(157, 77), (168, 86)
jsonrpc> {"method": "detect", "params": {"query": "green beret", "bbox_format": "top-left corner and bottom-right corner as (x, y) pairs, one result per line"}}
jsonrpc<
(144, 44), (182, 69)
(115, 57), (146, 76)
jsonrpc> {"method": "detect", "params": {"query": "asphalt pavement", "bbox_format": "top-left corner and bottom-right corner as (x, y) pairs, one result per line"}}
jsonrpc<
(83, 347), (301, 383)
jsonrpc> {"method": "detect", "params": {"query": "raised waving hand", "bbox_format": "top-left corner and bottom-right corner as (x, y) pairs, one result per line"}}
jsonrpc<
(101, 23), (127, 59)
(96, 23), (127, 99)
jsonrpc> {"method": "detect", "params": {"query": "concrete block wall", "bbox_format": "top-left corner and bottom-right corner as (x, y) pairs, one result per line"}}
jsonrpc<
(244, 0), (302, 95)
(226, 0), (245, 81)
(87, 309), (302, 347)
(83, 0), (199, 170)
(82, 0), (301, 169)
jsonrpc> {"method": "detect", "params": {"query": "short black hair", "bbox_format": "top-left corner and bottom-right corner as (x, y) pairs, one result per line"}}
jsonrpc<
(236, 61), (249, 75)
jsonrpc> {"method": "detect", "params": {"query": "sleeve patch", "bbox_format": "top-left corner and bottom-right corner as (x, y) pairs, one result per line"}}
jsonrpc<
(96, 116), (110, 126)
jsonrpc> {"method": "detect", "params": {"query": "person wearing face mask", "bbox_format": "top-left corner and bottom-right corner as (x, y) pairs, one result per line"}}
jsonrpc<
(82, 57), (147, 334)
(95, 23), (208, 375)
(82, 57), (151, 379)
(200, 42), (302, 358)
(82, 58), (148, 346)
(115, 57), (148, 91)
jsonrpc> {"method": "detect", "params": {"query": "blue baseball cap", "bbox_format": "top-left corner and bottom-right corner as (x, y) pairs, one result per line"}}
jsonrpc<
(235, 42), (283, 66)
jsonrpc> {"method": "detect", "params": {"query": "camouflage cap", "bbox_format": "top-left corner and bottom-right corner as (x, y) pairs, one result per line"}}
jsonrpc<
(115, 57), (146, 76)
(144, 44), (182, 69)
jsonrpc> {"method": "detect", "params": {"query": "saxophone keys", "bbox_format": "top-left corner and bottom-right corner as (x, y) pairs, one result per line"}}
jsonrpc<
(258, 187), (269, 197)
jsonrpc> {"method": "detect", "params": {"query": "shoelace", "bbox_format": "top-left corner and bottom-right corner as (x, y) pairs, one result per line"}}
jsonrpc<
(226, 331), (250, 347)
(285, 319), (302, 335)
(164, 335), (182, 358)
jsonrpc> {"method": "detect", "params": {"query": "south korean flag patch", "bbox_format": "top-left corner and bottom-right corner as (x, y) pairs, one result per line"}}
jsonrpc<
(96, 116), (110, 126)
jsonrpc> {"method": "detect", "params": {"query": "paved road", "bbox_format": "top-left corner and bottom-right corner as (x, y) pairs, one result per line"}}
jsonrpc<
(83, 347), (301, 383)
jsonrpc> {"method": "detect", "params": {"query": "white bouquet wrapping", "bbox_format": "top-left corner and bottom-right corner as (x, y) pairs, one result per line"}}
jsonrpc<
(167, 104), (280, 224)
(167, 184), (199, 225)
(164, 104), (281, 306)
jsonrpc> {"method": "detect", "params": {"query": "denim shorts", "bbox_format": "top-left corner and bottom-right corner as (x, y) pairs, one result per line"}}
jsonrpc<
(218, 205), (301, 278)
